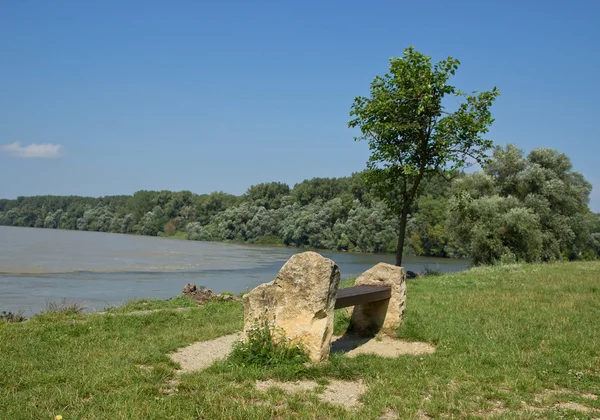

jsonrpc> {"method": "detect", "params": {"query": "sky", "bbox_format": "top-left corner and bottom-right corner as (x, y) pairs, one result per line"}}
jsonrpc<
(1, 0), (599, 211)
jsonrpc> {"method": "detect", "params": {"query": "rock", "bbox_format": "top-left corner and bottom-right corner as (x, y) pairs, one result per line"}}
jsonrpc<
(182, 283), (217, 304)
(182, 283), (197, 295)
(216, 293), (240, 302)
(242, 251), (340, 363)
(350, 263), (406, 336)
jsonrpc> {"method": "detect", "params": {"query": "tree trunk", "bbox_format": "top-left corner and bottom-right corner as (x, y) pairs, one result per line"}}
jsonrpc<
(395, 203), (410, 266)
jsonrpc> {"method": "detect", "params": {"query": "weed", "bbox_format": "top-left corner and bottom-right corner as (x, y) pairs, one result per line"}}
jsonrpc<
(45, 298), (84, 315)
(31, 298), (85, 321)
(423, 264), (443, 276)
(0, 310), (27, 323)
(229, 321), (309, 367)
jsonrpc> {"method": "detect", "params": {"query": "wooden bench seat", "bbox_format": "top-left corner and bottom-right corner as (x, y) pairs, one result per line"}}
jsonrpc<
(334, 285), (391, 309)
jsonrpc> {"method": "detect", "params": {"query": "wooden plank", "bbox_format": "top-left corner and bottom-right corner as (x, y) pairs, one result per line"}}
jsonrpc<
(334, 285), (391, 309)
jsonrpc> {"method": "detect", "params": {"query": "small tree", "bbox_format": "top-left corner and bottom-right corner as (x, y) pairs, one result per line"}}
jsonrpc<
(349, 47), (499, 266)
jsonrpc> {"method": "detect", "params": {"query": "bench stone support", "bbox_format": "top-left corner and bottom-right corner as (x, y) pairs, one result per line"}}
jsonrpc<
(350, 263), (407, 336)
(242, 254), (406, 363)
(242, 252), (340, 363)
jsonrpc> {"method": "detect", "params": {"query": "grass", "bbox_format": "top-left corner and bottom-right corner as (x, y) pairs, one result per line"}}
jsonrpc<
(157, 231), (187, 240)
(103, 296), (201, 314)
(1, 262), (600, 419)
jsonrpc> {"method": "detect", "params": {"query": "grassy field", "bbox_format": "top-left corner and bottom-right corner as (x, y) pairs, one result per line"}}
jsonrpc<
(1, 262), (599, 419)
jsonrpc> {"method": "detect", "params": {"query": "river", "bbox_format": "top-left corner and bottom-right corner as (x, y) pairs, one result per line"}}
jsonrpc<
(0, 226), (469, 314)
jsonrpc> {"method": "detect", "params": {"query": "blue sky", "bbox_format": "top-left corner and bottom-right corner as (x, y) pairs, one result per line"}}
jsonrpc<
(1, 0), (599, 211)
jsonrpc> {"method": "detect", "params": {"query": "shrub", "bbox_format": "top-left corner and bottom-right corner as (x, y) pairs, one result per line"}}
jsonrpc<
(229, 321), (309, 367)
(0, 310), (27, 323)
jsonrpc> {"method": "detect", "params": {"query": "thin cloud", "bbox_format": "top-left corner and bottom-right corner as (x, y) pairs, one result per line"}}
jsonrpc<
(0, 141), (63, 158)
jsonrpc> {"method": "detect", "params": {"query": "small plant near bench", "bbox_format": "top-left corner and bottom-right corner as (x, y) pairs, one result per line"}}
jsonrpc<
(229, 320), (309, 367)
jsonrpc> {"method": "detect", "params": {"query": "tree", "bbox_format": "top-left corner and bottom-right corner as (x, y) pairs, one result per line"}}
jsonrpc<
(447, 145), (593, 264)
(245, 182), (290, 209)
(349, 46), (499, 265)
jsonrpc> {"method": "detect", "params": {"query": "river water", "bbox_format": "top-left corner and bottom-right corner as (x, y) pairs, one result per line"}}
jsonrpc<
(0, 226), (469, 314)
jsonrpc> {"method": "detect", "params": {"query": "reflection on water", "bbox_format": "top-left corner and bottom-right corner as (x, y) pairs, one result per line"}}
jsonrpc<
(0, 226), (469, 314)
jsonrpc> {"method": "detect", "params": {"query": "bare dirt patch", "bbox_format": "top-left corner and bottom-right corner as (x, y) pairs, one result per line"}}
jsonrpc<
(378, 408), (400, 419)
(256, 379), (366, 410)
(537, 387), (598, 401)
(331, 334), (435, 358)
(159, 378), (180, 395)
(320, 379), (366, 409)
(170, 333), (240, 373)
(415, 409), (433, 419)
(518, 388), (600, 416)
(555, 401), (600, 414)
(255, 379), (318, 394)
(169, 331), (435, 376)
(471, 400), (508, 417)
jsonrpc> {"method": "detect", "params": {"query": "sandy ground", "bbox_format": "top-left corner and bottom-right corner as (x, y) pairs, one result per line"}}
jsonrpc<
(331, 334), (435, 357)
(255, 379), (318, 394)
(170, 333), (436, 373)
(170, 333), (240, 373)
(256, 379), (366, 409)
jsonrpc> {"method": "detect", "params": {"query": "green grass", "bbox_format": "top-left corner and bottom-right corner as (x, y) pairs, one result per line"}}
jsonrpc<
(1, 262), (600, 419)
(253, 235), (285, 246)
(103, 296), (201, 314)
(158, 231), (187, 240)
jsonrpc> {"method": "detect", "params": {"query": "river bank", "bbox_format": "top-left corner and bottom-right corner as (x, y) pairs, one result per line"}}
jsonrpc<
(2, 262), (599, 418)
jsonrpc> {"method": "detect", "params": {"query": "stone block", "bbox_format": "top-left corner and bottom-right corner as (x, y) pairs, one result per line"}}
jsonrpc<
(350, 263), (406, 336)
(242, 251), (340, 362)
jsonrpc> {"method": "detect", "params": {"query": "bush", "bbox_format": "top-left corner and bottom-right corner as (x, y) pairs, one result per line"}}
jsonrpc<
(0, 310), (27, 323)
(229, 321), (309, 367)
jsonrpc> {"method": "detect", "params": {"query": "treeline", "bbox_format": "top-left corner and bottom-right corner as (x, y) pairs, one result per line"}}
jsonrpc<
(1, 145), (599, 263)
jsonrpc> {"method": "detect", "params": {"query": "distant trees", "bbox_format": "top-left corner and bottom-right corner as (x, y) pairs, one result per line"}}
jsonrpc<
(447, 145), (594, 264)
(1, 148), (598, 264)
(349, 47), (499, 266)
(245, 182), (290, 209)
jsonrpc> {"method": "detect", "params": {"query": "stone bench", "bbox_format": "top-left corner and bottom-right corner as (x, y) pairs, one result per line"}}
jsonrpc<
(334, 285), (392, 309)
(243, 252), (407, 363)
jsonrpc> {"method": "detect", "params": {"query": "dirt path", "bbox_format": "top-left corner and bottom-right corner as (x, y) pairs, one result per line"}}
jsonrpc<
(170, 333), (241, 373)
(331, 334), (435, 357)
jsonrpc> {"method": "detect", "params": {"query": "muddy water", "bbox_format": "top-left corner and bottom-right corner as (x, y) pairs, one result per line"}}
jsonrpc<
(0, 226), (468, 314)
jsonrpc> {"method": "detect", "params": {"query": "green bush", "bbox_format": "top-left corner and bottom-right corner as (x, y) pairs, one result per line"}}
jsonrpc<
(229, 321), (309, 367)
